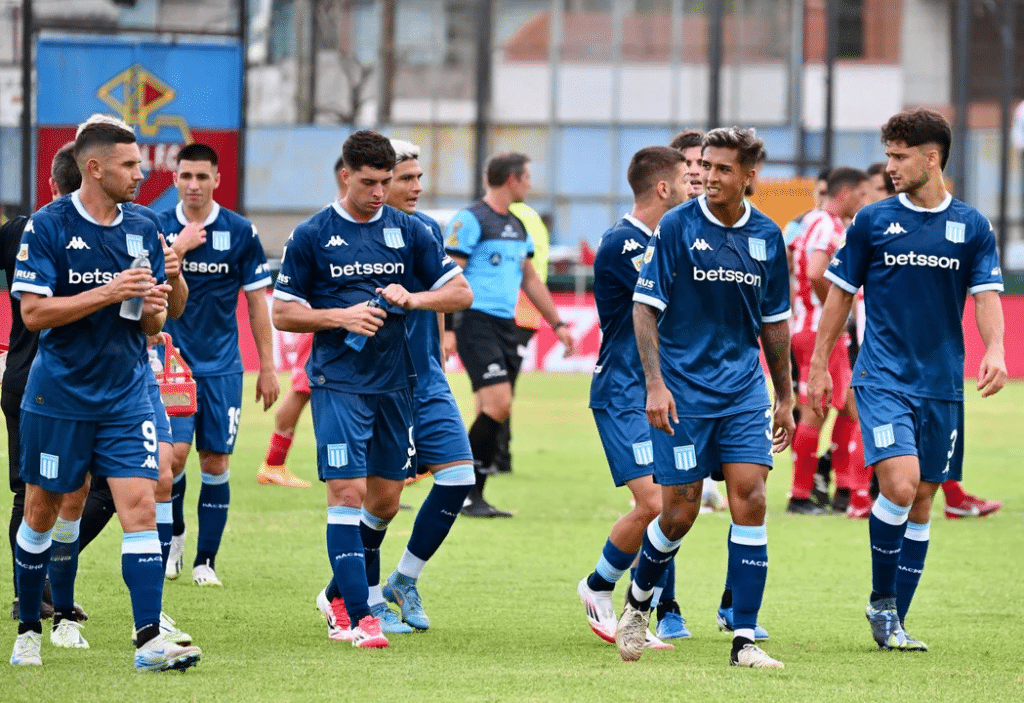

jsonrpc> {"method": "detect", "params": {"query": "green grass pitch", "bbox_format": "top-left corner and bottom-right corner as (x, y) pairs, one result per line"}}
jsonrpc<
(1, 373), (1021, 702)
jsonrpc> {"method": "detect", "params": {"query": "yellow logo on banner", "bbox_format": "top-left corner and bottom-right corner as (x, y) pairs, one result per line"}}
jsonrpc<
(96, 64), (193, 142)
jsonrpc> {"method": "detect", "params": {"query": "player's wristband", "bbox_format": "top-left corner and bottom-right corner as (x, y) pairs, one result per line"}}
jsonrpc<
(552, 321), (567, 331)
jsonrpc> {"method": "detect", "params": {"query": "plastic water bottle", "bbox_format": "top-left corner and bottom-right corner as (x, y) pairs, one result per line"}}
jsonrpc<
(344, 296), (383, 351)
(119, 249), (150, 321)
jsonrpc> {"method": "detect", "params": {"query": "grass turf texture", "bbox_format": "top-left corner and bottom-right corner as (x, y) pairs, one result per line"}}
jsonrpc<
(1, 373), (1021, 702)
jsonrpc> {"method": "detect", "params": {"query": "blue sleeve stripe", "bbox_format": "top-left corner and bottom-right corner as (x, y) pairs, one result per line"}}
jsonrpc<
(969, 283), (1004, 294)
(823, 270), (857, 294)
(762, 309), (792, 323)
(272, 289), (308, 306)
(429, 266), (462, 292)
(243, 277), (273, 292)
(10, 282), (53, 299)
(633, 292), (666, 311)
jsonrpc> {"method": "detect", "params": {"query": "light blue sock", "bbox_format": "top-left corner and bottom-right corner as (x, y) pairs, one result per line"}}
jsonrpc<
(48, 517), (81, 613)
(728, 523), (768, 635)
(869, 495), (910, 599)
(630, 519), (681, 607)
(587, 539), (637, 592)
(121, 531), (163, 631)
(896, 520), (930, 622)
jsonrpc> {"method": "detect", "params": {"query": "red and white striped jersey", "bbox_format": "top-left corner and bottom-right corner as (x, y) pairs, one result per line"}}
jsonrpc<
(792, 210), (845, 334)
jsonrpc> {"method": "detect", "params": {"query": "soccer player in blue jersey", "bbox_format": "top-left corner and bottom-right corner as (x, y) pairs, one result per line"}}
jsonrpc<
(160, 143), (279, 587)
(578, 146), (689, 649)
(9, 116), (201, 671)
(614, 127), (794, 669)
(808, 109), (1006, 652)
(273, 130), (472, 649)
(445, 153), (576, 517)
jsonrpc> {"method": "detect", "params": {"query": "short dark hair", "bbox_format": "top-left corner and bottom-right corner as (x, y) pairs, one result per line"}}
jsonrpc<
(867, 161), (896, 194)
(817, 167), (831, 182)
(177, 142), (219, 166)
(74, 118), (136, 163)
(51, 142), (81, 195)
(881, 108), (951, 170)
(702, 127), (765, 171)
(486, 152), (529, 188)
(343, 130), (396, 172)
(669, 129), (703, 151)
(334, 154), (345, 174)
(826, 167), (868, 197)
(627, 146), (686, 198)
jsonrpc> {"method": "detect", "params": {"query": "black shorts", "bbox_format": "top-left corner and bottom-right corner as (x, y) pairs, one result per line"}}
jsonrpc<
(455, 309), (524, 391)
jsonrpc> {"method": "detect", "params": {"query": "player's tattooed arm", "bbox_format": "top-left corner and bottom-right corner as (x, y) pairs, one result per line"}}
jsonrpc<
(759, 320), (793, 403)
(634, 302), (677, 435)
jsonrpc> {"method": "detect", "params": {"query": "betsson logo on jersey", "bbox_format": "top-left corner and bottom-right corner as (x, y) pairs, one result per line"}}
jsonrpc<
(330, 261), (406, 277)
(693, 266), (762, 286)
(182, 260), (230, 274)
(883, 251), (960, 270)
(68, 268), (118, 285)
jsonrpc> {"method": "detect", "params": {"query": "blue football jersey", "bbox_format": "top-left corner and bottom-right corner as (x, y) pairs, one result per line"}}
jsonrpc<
(825, 192), (1003, 400)
(159, 202), (271, 377)
(273, 202), (461, 394)
(406, 210), (450, 398)
(589, 215), (651, 410)
(11, 192), (167, 420)
(444, 201), (534, 319)
(633, 196), (791, 417)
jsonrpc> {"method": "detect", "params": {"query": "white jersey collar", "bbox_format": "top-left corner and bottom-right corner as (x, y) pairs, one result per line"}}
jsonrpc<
(622, 213), (654, 237)
(898, 191), (952, 213)
(71, 190), (123, 226)
(176, 201), (221, 227)
(332, 200), (384, 224)
(698, 194), (751, 229)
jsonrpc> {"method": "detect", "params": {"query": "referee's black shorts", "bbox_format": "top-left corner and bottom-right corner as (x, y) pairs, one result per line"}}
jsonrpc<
(455, 309), (524, 391)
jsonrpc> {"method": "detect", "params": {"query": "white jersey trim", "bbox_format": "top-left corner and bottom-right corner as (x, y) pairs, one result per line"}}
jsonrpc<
(622, 213), (654, 237)
(762, 309), (792, 323)
(697, 194), (751, 229)
(175, 200), (221, 227)
(272, 289), (308, 306)
(970, 282), (1004, 295)
(429, 266), (462, 292)
(633, 292), (666, 311)
(72, 190), (123, 226)
(897, 192), (952, 213)
(10, 282), (53, 299)
(824, 269), (858, 294)
(331, 200), (384, 224)
(242, 276), (273, 292)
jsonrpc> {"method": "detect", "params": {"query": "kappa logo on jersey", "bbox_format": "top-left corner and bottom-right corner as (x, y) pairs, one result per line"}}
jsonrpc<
(66, 236), (91, 250)
(632, 441), (654, 466)
(40, 453), (59, 480)
(690, 238), (713, 252)
(621, 238), (643, 254)
(212, 230), (231, 251)
(164, 231), (178, 244)
(23, 219), (34, 234)
(383, 228), (404, 248)
(873, 424), (896, 449)
(673, 445), (697, 471)
(141, 455), (158, 470)
(16, 243), (29, 261)
(327, 443), (349, 468)
(126, 234), (144, 257)
(945, 221), (966, 244)
(631, 254), (644, 272)
(748, 238), (767, 261)
(884, 222), (907, 236)
(326, 235), (349, 247)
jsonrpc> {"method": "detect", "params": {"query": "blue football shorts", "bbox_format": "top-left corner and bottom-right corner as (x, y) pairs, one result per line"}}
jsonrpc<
(311, 387), (415, 482)
(651, 406), (773, 486)
(591, 406), (655, 487)
(854, 385), (964, 483)
(20, 409), (159, 493)
(413, 383), (472, 473)
(169, 373), (243, 454)
(148, 382), (173, 445)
